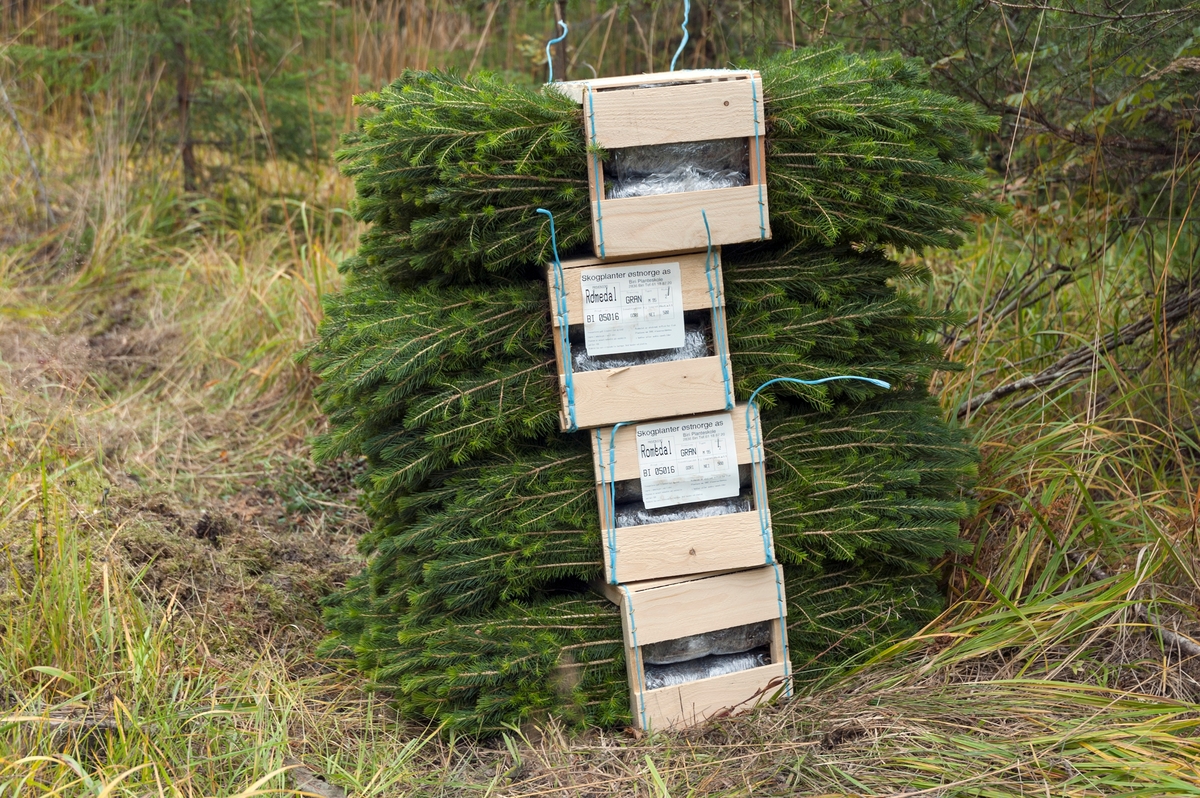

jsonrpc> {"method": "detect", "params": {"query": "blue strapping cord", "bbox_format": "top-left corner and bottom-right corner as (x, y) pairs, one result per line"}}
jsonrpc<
(771, 563), (793, 697)
(669, 0), (690, 72)
(701, 210), (734, 410)
(537, 208), (578, 431)
(620, 584), (649, 730)
(750, 79), (766, 239)
(599, 421), (630, 583)
(745, 375), (891, 563)
(587, 91), (606, 258)
(544, 21), (568, 84)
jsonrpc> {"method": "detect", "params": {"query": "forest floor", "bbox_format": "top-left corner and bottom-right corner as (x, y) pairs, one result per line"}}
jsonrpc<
(4, 128), (1200, 796)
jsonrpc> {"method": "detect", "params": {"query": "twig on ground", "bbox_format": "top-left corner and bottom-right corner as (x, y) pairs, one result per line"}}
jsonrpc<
(0, 76), (56, 226)
(1066, 551), (1200, 659)
(957, 284), (1200, 418)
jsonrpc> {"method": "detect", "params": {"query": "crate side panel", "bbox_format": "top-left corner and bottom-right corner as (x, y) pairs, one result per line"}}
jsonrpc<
(606, 511), (769, 584)
(569, 357), (729, 430)
(637, 662), (788, 731)
(625, 566), (781, 646)
(597, 186), (767, 258)
(586, 80), (762, 149)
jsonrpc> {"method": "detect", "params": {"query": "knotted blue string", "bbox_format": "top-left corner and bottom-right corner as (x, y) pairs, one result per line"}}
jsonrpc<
(537, 208), (578, 431)
(701, 210), (734, 410)
(545, 20), (568, 84)
(669, 0), (690, 72)
(745, 375), (891, 563)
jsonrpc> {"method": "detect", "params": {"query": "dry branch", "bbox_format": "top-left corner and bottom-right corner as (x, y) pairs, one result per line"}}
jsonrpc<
(958, 284), (1200, 418)
(1067, 552), (1200, 660)
(0, 75), (55, 225)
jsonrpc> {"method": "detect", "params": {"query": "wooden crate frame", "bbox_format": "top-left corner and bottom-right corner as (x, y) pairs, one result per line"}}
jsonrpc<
(590, 403), (773, 584)
(600, 566), (791, 732)
(546, 249), (734, 431)
(573, 69), (771, 260)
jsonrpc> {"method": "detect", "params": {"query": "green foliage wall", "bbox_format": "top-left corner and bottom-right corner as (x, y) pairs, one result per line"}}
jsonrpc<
(310, 46), (997, 734)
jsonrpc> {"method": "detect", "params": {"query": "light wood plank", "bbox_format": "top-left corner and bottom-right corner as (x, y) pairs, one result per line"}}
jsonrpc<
(584, 80), (764, 149)
(547, 250), (720, 328)
(596, 185), (770, 259)
(568, 356), (730, 430)
(598, 509), (771, 584)
(621, 565), (784, 647)
(637, 662), (788, 731)
(590, 402), (757, 483)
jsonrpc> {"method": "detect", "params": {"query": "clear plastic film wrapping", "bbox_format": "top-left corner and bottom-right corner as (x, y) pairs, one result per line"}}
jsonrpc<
(642, 621), (773, 665)
(644, 649), (771, 689)
(614, 491), (753, 528)
(606, 139), (751, 200)
(572, 324), (709, 373)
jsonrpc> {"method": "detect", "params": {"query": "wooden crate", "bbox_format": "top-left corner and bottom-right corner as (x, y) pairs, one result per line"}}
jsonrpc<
(556, 69), (770, 260)
(590, 404), (773, 584)
(599, 566), (791, 732)
(547, 250), (734, 431)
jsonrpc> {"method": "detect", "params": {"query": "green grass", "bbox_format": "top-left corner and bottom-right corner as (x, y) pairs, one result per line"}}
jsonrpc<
(4, 35), (1200, 798)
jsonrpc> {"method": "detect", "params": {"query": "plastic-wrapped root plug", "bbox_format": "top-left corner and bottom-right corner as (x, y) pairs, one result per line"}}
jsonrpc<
(614, 492), (753, 528)
(607, 139), (751, 200)
(643, 648), (771, 690)
(572, 325), (709, 373)
(642, 621), (773, 665)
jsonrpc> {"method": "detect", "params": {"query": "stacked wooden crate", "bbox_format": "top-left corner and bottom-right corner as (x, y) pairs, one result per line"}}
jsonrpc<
(546, 69), (791, 732)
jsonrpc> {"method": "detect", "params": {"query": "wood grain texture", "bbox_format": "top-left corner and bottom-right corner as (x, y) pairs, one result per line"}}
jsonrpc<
(595, 508), (771, 584)
(567, 356), (730, 430)
(589, 402), (756, 483)
(584, 78), (764, 149)
(619, 565), (784, 647)
(595, 185), (770, 259)
(636, 661), (789, 731)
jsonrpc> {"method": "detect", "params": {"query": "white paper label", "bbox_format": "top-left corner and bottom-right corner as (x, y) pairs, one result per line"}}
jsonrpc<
(580, 263), (685, 356)
(636, 412), (740, 509)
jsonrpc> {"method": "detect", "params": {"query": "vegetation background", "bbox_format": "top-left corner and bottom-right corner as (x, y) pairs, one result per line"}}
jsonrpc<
(2, 0), (1200, 794)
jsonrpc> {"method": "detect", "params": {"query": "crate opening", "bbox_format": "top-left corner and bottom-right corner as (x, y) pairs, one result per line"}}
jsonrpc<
(604, 139), (751, 200)
(568, 309), (714, 373)
(642, 621), (773, 689)
(606, 464), (754, 527)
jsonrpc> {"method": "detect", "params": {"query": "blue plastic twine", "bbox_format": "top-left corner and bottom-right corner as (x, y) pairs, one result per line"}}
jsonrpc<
(620, 584), (649, 729)
(545, 20), (568, 84)
(701, 210), (734, 410)
(598, 421), (630, 583)
(669, 0), (690, 72)
(587, 91), (606, 258)
(537, 208), (578, 431)
(750, 79), (766, 239)
(745, 375), (891, 563)
(771, 563), (793, 697)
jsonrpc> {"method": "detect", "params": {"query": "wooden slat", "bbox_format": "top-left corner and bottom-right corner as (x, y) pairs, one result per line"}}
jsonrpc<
(597, 509), (770, 585)
(584, 79), (764, 149)
(590, 403), (756, 483)
(637, 661), (788, 731)
(547, 250), (719, 327)
(568, 356), (729, 430)
(620, 566), (783, 647)
(596, 185), (769, 259)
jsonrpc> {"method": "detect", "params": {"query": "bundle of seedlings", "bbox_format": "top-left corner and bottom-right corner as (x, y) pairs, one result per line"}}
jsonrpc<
(309, 45), (996, 733)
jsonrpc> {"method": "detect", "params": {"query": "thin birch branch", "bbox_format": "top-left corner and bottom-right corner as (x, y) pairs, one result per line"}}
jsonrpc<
(0, 75), (55, 226)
